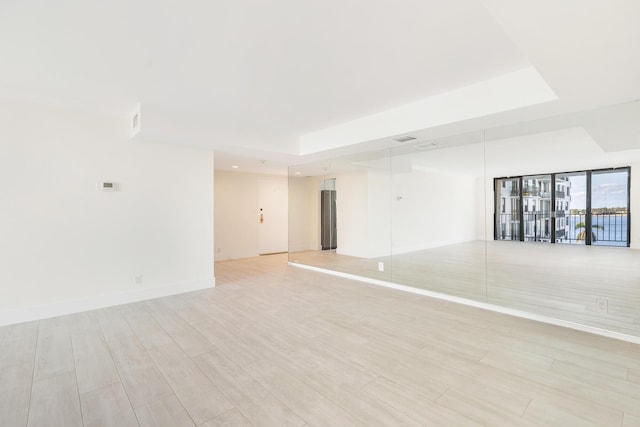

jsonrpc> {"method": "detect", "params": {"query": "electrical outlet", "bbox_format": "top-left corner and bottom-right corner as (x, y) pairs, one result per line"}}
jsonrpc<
(378, 262), (384, 272)
(134, 275), (143, 286)
(595, 297), (608, 313)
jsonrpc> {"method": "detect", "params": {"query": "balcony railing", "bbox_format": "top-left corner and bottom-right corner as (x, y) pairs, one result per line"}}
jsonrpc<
(556, 190), (566, 199)
(522, 187), (540, 197)
(496, 213), (628, 245)
(566, 213), (628, 245)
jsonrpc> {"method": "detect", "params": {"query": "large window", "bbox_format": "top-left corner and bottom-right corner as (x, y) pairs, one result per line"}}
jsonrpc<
(495, 167), (630, 246)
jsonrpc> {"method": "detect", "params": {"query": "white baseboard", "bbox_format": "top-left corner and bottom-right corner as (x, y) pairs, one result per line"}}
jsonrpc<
(0, 278), (215, 327)
(289, 262), (640, 345)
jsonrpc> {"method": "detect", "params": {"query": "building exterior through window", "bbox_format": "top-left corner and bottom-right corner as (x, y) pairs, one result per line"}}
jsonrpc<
(495, 168), (630, 246)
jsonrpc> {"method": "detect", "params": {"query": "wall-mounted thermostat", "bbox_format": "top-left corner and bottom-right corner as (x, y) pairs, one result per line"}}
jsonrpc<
(97, 181), (116, 191)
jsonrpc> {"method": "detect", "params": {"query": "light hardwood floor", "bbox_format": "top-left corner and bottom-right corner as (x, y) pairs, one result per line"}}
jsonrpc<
(291, 240), (640, 336)
(2, 253), (640, 426)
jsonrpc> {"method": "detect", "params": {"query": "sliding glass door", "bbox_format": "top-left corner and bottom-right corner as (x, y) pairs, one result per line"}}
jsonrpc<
(495, 178), (521, 241)
(495, 174), (553, 242)
(591, 169), (630, 246)
(495, 168), (630, 246)
(522, 175), (552, 242)
(557, 172), (586, 245)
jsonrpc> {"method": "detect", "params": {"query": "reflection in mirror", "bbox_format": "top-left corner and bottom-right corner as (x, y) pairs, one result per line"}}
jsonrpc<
(389, 131), (487, 301)
(591, 168), (630, 247)
(288, 101), (640, 339)
(288, 150), (392, 282)
(555, 171), (586, 245)
(288, 159), (332, 265)
(484, 101), (640, 336)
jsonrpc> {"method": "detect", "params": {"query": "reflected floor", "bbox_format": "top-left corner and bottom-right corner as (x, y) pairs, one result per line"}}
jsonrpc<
(290, 241), (640, 337)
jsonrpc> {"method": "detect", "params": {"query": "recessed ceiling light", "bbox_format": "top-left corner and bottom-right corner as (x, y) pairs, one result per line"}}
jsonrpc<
(295, 172), (301, 175)
(231, 165), (239, 169)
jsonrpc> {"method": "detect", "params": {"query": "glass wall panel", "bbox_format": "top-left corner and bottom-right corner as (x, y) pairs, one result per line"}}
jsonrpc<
(389, 131), (487, 301)
(289, 101), (640, 338)
(484, 102), (640, 337)
(288, 150), (392, 282)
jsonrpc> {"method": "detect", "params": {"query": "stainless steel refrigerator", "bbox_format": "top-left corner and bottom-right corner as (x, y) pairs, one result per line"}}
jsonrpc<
(321, 190), (337, 250)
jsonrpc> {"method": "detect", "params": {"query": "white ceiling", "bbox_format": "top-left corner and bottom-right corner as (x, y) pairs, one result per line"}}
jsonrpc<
(295, 126), (640, 181)
(411, 126), (640, 179)
(290, 101), (640, 178)
(1, 0), (639, 173)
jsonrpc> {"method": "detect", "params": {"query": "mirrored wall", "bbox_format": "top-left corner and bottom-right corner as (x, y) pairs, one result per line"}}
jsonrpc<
(289, 101), (640, 338)
(288, 150), (393, 283)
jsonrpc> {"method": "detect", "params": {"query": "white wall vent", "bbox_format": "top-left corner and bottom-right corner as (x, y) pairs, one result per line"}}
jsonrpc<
(392, 135), (417, 143)
(97, 181), (116, 191)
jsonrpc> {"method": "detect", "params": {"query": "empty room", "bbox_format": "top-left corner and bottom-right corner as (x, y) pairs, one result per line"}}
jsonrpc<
(1, 1), (640, 426)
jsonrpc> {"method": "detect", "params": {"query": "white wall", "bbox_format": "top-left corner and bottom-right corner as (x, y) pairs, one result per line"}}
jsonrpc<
(214, 171), (260, 260)
(0, 99), (214, 325)
(391, 167), (479, 254)
(335, 172), (369, 257)
(475, 176), (488, 241)
(288, 176), (320, 253)
(214, 171), (287, 260)
(331, 162), (479, 259)
(367, 168), (393, 258)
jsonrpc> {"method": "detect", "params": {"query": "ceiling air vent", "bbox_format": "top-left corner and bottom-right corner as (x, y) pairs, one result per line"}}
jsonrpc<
(414, 142), (441, 150)
(392, 135), (417, 143)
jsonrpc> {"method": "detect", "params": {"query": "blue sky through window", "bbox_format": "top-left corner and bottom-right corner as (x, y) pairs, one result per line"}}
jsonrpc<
(569, 171), (628, 210)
